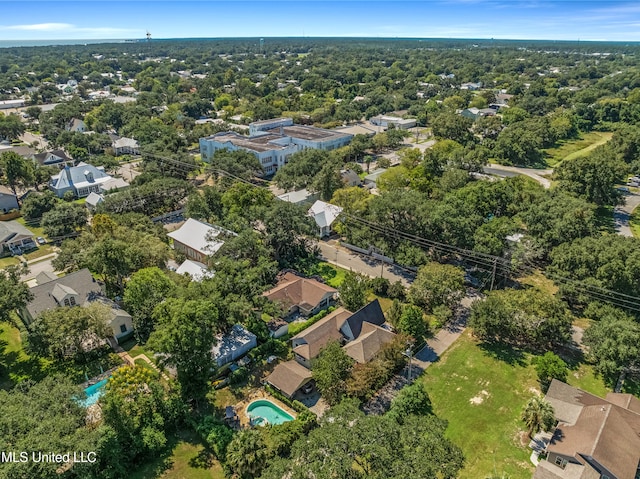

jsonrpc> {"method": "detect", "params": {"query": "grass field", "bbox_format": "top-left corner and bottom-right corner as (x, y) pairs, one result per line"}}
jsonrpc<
(305, 261), (348, 288)
(543, 131), (613, 168)
(0, 320), (49, 389)
(629, 205), (640, 237)
(130, 429), (224, 479)
(419, 331), (609, 479)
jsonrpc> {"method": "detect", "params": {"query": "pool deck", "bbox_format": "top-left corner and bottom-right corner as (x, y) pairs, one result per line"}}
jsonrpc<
(234, 390), (297, 428)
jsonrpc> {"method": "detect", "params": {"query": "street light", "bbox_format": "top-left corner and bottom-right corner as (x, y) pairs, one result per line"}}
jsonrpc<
(404, 340), (415, 381)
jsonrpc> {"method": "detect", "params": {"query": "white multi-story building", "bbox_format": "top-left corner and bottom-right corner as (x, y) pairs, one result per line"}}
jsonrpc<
(199, 118), (353, 175)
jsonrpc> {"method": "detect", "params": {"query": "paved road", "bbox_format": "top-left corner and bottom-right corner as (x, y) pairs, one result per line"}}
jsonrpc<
(317, 241), (414, 286)
(483, 163), (552, 189)
(614, 192), (640, 237)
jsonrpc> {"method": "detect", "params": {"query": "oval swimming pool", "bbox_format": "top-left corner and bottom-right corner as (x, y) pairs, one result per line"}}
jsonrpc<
(246, 399), (294, 425)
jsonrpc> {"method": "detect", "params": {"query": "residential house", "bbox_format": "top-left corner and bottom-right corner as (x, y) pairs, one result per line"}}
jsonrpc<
(307, 200), (343, 237)
(199, 117), (352, 175)
(460, 107), (496, 121)
(262, 271), (338, 319)
(370, 115), (417, 130)
(340, 169), (362, 187)
(533, 379), (640, 479)
(211, 324), (257, 367)
(85, 192), (104, 210)
(66, 118), (87, 133)
(267, 300), (394, 397)
(267, 318), (289, 339)
(276, 188), (318, 206)
(175, 259), (213, 282)
(0, 185), (19, 213)
(363, 168), (387, 188)
(0, 220), (36, 255)
(19, 268), (134, 344)
(167, 218), (233, 263)
(460, 82), (482, 90)
(112, 136), (140, 156)
(33, 149), (74, 169)
(50, 163), (111, 198)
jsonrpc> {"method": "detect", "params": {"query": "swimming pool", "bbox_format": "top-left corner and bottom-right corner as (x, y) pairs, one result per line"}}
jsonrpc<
(79, 377), (109, 407)
(246, 399), (294, 425)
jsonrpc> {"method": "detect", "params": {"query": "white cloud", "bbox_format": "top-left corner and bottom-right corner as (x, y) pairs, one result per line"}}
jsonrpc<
(7, 23), (73, 31)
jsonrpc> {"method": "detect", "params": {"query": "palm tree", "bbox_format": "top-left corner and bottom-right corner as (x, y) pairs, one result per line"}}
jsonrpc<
(521, 396), (555, 438)
(225, 429), (268, 479)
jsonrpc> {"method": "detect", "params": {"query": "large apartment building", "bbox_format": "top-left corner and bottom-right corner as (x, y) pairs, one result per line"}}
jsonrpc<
(199, 118), (353, 175)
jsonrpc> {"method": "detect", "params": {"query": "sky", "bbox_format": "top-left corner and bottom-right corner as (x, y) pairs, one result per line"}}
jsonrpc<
(1, 0), (640, 42)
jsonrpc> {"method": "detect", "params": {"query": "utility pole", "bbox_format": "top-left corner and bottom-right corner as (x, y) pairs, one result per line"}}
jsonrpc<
(490, 258), (497, 291)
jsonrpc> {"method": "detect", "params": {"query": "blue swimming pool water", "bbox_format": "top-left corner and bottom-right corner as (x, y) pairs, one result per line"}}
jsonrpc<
(246, 399), (294, 425)
(79, 377), (109, 407)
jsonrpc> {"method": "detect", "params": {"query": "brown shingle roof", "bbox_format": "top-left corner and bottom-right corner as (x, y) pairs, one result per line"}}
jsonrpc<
(343, 322), (396, 363)
(266, 360), (313, 398)
(291, 307), (351, 361)
(544, 380), (640, 479)
(263, 272), (336, 312)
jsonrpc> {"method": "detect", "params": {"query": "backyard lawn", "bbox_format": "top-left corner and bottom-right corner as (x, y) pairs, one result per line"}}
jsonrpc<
(419, 331), (610, 479)
(0, 320), (49, 389)
(543, 131), (613, 167)
(130, 429), (224, 479)
(305, 261), (347, 288)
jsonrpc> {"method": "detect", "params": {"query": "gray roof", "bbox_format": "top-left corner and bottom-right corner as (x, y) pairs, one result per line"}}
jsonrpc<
(35, 271), (58, 285)
(50, 162), (111, 191)
(346, 299), (385, 339)
(34, 149), (72, 166)
(0, 220), (35, 243)
(25, 268), (104, 319)
(85, 192), (104, 207)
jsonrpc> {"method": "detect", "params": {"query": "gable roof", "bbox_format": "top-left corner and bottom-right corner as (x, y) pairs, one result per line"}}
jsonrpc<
(85, 192), (104, 207)
(0, 220), (35, 243)
(25, 268), (104, 319)
(343, 322), (396, 363)
(175, 259), (213, 282)
(167, 218), (232, 256)
(266, 360), (313, 398)
(34, 149), (73, 166)
(291, 307), (351, 361)
(262, 272), (337, 311)
(346, 299), (385, 339)
(50, 163), (112, 191)
(35, 271), (58, 285)
(544, 380), (640, 479)
(307, 200), (342, 229)
(113, 137), (139, 149)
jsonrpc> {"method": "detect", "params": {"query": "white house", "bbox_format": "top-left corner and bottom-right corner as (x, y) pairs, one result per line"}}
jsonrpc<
(66, 118), (87, 133)
(49, 163), (114, 198)
(308, 200), (343, 237)
(211, 324), (257, 367)
(112, 137), (140, 156)
(0, 220), (36, 255)
(370, 115), (416, 130)
(167, 218), (233, 263)
(175, 259), (213, 282)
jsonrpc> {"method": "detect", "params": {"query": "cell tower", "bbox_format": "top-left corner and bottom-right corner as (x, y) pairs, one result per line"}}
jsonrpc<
(146, 31), (152, 43)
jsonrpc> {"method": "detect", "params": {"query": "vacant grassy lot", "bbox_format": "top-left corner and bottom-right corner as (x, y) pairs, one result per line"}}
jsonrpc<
(419, 331), (609, 479)
(543, 131), (613, 167)
(305, 261), (347, 288)
(630, 206), (640, 238)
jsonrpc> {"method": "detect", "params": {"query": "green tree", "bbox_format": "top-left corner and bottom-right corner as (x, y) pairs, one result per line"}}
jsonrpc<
(521, 396), (555, 438)
(0, 264), (32, 324)
(0, 113), (25, 141)
(408, 262), (465, 313)
(226, 429), (268, 479)
(148, 298), (221, 401)
(396, 304), (428, 342)
(0, 150), (34, 196)
(0, 375), (103, 479)
(469, 288), (572, 350)
(27, 302), (111, 361)
(554, 153), (626, 206)
(388, 382), (433, 423)
(123, 267), (175, 343)
(534, 352), (568, 392)
(273, 149), (328, 190)
(207, 149), (263, 181)
(20, 190), (58, 220)
(582, 304), (640, 385)
(312, 341), (354, 406)
(262, 200), (315, 267)
(41, 202), (88, 238)
(338, 271), (369, 312)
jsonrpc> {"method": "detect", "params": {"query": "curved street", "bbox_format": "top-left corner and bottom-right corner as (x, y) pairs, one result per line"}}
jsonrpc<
(614, 192), (640, 237)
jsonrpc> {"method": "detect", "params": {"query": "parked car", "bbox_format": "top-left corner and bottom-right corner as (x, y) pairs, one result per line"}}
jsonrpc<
(36, 236), (46, 245)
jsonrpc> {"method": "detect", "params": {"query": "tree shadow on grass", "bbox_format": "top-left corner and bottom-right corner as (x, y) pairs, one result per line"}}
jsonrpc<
(477, 341), (527, 367)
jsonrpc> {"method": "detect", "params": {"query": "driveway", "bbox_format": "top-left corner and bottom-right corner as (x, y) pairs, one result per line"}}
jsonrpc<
(21, 258), (56, 282)
(20, 131), (48, 150)
(614, 192), (640, 237)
